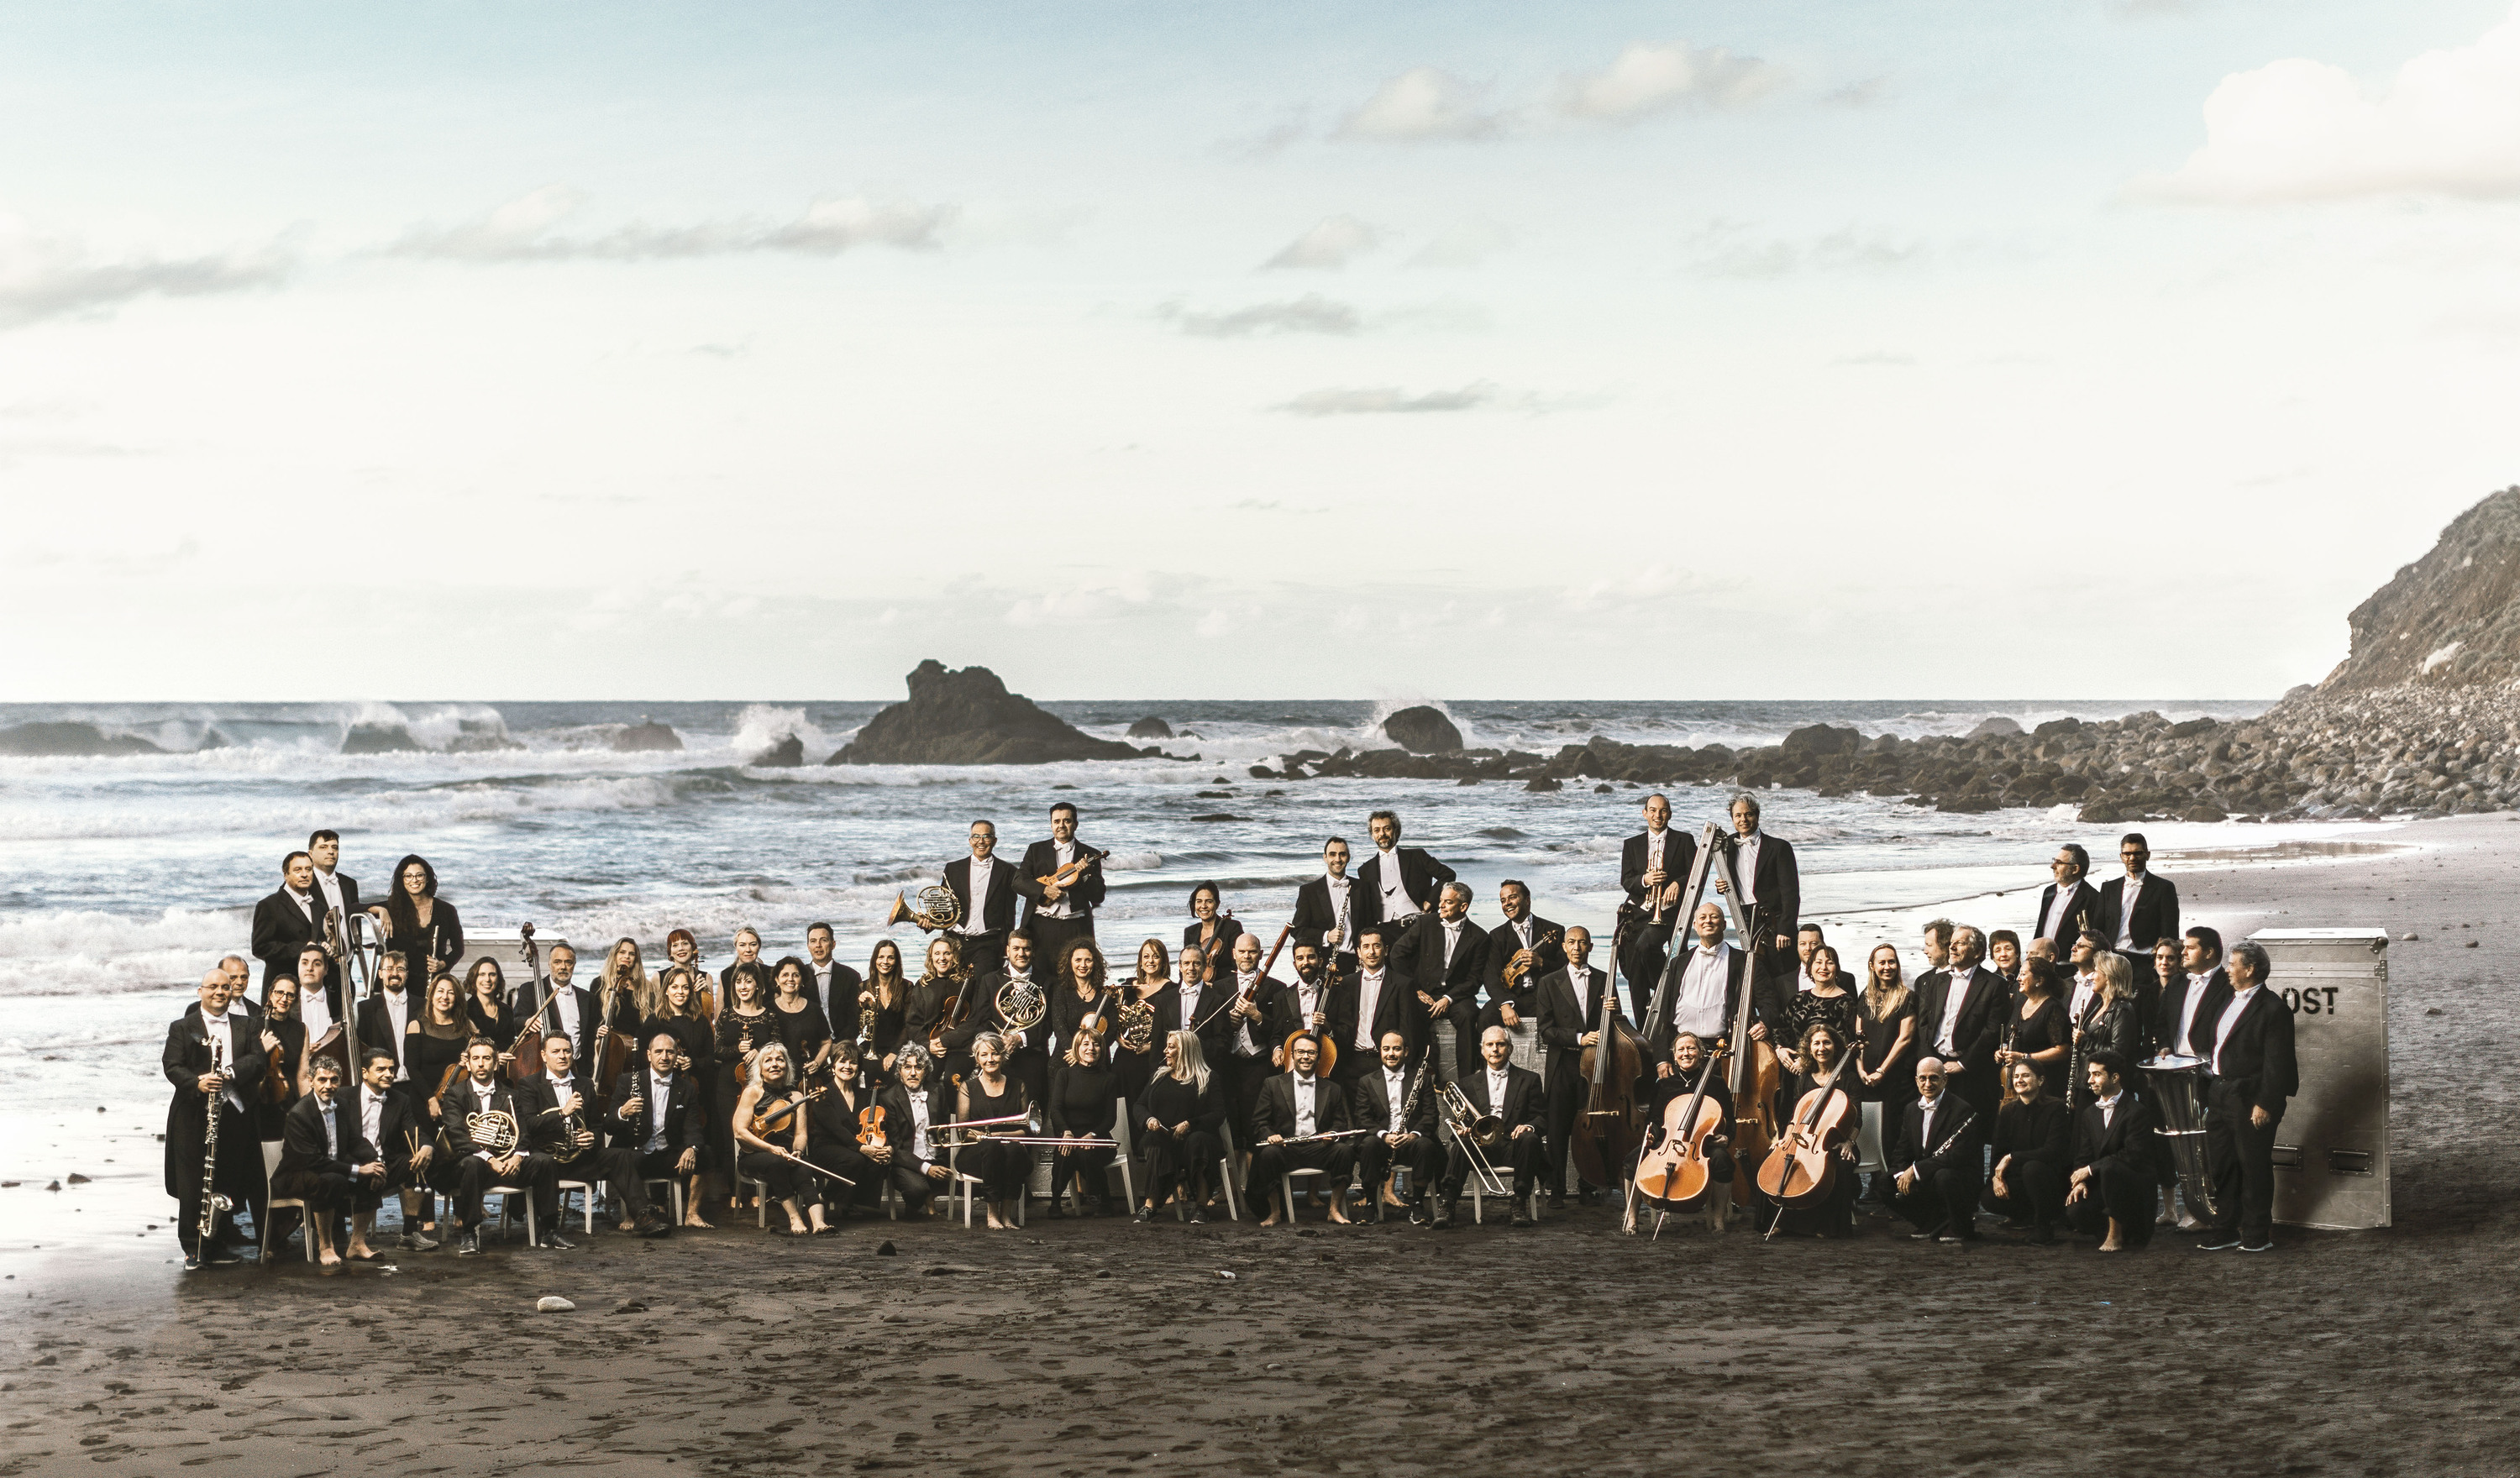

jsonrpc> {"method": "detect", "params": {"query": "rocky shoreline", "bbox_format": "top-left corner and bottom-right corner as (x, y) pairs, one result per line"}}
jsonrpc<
(1251, 686), (2519, 824)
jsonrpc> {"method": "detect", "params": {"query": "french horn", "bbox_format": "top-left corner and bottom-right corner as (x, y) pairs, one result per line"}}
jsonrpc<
(886, 885), (963, 932)
(995, 975), (1047, 1034)
(465, 1108), (521, 1156)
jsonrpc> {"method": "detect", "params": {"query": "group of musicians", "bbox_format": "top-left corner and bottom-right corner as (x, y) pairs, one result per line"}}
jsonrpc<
(166, 794), (2297, 1269)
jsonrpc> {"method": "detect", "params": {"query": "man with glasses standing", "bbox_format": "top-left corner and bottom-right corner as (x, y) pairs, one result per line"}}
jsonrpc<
(942, 820), (1021, 980)
(2096, 832), (2181, 993)
(2033, 844), (2100, 960)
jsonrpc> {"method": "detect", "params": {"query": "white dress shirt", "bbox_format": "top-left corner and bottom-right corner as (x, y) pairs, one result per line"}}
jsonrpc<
(1374, 848), (1410, 921)
(2212, 985), (2260, 1076)
(1441, 917), (1467, 972)
(382, 988), (411, 1080)
(1178, 979), (1208, 1035)
(2094, 1088), (2124, 1130)
(1230, 973), (1263, 1056)
(2071, 971), (2098, 1025)
(909, 1093), (935, 1159)
(1292, 1075), (1320, 1138)
(2040, 884), (2079, 943)
(1381, 1066), (1409, 1132)
(958, 857), (995, 936)
(312, 867), (346, 919)
(1672, 944), (1730, 1041)
(359, 1086), (386, 1158)
(1326, 874), (1353, 941)
(1353, 969), (1385, 1052)
(2113, 874), (2145, 951)
(286, 885), (317, 923)
(1483, 1066), (1510, 1114)
(315, 1094), (340, 1161)
(549, 987), (581, 1046)
(1917, 1092), (1944, 1151)
(1038, 842), (1080, 920)
(1734, 832), (1763, 903)
(1934, 969), (1975, 1057)
(644, 1071), (675, 1154)
(2173, 972), (2215, 1056)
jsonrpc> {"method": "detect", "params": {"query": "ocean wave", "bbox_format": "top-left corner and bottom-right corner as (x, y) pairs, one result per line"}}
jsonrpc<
(730, 705), (839, 765)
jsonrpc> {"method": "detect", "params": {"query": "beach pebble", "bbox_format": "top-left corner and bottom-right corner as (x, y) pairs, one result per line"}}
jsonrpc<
(2426, 1007), (2444, 1016)
(2402, 932), (2418, 941)
(2466, 940), (2480, 947)
(612, 1299), (648, 1313)
(535, 1296), (575, 1313)
(1217, 1270), (1236, 1281)
(45, 1181), (60, 1192)
(874, 1240), (896, 1256)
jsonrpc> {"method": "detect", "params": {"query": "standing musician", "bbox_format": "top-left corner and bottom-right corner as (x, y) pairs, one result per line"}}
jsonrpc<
(1533, 925), (1620, 1208)
(1646, 903), (1756, 1070)
(1215, 931), (1279, 1142)
(1344, 929), (1411, 1082)
(603, 1030), (701, 1238)
(731, 1041), (816, 1237)
(904, 935), (972, 1077)
(1183, 881), (1244, 960)
(1914, 925), (2009, 1118)
(440, 1036), (563, 1255)
(516, 941), (599, 1072)
(1480, 879), (1563, 1032)
(856, 939), (911, 1080)
(871, 1045), (955, 1217)
(1354, 810), (1455, 948)
(274, 1055), (384, 1267)
(1107, 938), (1172, 1100)
(1014, 802), (1105, 971)
(305, 828), (365, 934)
(1434, 1025), (1544, 1228)
(165, 968), (266, 1271)
(1289, 836), (1362, 968)
(1251, 1033), (1355, 1226)
(2097, 831), (2181, 986)
(1352, 1030), (1441, 1224)
(2066, 1050), (2161, 1252)
(973, 930), (1052, 1106)
(1710, 794), (1799, 974)
(1887, 1057), (1984, 1245)
(643, 967), (718, 1227)
(2157, 927), (2228, 1061)
(349, 1048), (429, 1257)
(2034, 843), (2101, 958)
(379, 854), (464, 992)
(249, 851), (324, 993)
(354, 949), (414, 1088)
(1394, 882), (1490, 1077)
(664, 928), (716, 1019)
(1158, 943), (1234, 1074)
(254, 972), (310, 1141)
(402, 975), (470, 1245)
(1269, 941), (1350, 1072)
(1619, 793), (1696, 990)
(1132, 1030), (1228, 1221)
(803, 922), (864, 1040)
(943, 820), (1021, 979)
(2195, 940), (2294, 1254)
(2071, 951), (2147, 1109)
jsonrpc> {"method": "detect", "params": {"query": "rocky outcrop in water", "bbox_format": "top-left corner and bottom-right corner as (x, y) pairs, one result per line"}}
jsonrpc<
(343, 723), (424, 755)
(0, 721), (164, 757)
(2323, 485), (2520, 689)
(1383, 706), (1464, 753)
(1127, 717), (1173, 738)
(613, 720), (684, 752)
(751, 734), (806, 767)
(832, 662), (1156, 765)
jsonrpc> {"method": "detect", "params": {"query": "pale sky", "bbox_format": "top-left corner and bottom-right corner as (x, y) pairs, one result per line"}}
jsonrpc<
(4, 1), (2517, 701)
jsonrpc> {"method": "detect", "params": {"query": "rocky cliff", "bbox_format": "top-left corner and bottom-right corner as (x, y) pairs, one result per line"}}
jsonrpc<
(832, 661), (1155, 765)
(2323, 485), (2520, 690)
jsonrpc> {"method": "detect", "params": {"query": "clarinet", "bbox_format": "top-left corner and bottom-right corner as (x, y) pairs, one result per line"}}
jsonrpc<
(1928, 1108), (1978, 1163)
(197, 1053), (234, 1247)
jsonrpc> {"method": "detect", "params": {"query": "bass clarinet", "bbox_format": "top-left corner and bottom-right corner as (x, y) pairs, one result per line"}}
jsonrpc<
(197, 1056), (234, 1248)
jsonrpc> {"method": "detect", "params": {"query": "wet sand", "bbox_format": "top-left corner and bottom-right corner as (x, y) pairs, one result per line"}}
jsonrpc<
(6, 815), (2517, 1475)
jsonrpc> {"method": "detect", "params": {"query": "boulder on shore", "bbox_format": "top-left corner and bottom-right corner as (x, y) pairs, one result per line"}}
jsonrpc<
(1383, 705), (1464, 753)
(832, 662), (1151, 765)
(1126, 717), (1173, 738)
(1966, 716), (2024, 738)
(751, 735), (806, 767)
(613, 720), (684, 752)
(0, 721), (165, 757)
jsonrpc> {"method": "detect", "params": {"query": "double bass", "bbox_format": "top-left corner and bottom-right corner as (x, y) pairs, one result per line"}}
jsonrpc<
(1566, 916), (1646, 1193)
(507, 924), (553, 1083)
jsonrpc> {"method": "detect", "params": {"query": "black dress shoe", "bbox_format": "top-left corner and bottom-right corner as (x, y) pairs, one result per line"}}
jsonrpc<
(1509, 1210), (1535, 1228)
(538, 1233), (575, 1251)
(1546, 1196), (1567, 1212)
(1907, 1223), (1949, 1241)
(636, 1218), (673, 1239)
(1430, 1200), (1455, 1228)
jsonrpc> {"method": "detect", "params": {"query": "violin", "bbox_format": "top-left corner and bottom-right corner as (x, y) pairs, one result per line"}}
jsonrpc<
(747, 1082), (832, 1140)
(856, 1103), (890, 1149)
(1754, 1049), (1857, 1211)
(1633, 1038), (1727, 1209)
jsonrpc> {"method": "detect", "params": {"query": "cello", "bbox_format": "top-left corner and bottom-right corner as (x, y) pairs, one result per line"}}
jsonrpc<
(1632, 1036), (1726, 1208)
(507, 924), (553, 1083)
(1754, 1034), (1858, 1231)
(1566, 915), (1646, 1195)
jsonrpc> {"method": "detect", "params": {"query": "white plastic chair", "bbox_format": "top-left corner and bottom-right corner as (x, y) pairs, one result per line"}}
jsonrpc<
(260, 1140), (315, 1264)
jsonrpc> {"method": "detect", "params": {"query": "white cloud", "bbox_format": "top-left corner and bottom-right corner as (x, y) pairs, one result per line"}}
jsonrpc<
(0, 221), (297, 331)
(1335, 67), (1507, 143)
(1554, 41), (1788, 123)
(1156, 294), (1362, 337)
(1262, 215), (1384, 270)
(2143, 3), (2520, 202)
(1683, 221), (1926, 278)
(1274, 382), (1496, 416)
(1408, 220), (1513, 269)
(391, 186), (957, 261)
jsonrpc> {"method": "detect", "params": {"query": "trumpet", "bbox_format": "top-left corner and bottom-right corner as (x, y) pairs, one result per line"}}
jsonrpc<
(886, 885), (963, 933)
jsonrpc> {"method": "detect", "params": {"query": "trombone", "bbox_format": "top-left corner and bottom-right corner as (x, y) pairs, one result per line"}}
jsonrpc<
(1438, 1082), (1509, 1198)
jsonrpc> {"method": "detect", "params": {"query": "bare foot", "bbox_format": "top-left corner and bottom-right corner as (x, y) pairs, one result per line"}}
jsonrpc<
(2097, 1237), (2125, 1252)
(786, 1219), (811, 1236)
(684, 1216), (714, 1230)
(344, 1241), (375, 1260)
(1258, 1213), (1282, 1228)
(318, 1250), (343, 1267)
(984, 1213), (1006, 1229)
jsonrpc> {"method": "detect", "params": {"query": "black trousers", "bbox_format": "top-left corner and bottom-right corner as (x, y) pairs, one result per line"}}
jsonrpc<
(1249, 1138), (1355, 1198)
(599, 1145), (685, 1222)
(1215, 1055), (1268, 1150)
(1439, 1006), (1483, 1077)
(273, 1166), (363, 1214)
(806, 1143), (877, 1209)
(886, 1156), (944, 1210)
(1982, 1157), (2066, 1230)
(176, 1106), (265, 1256)
(1618, 911), (1676, 1006)
(2204, 1085), (2283, 1245)
(1543, 1065), (1584, 1195)
(1892, 1166), (1979, 1238)
(958, 1138), (1029, 1198)
(952, 930), (1007, 981)
(1444, 1129), (1542, 1198)
(737, 1147), (807, 1203)
(454, 1151), (558, 1229)
(1137, 1125), (1222, 1200)
(2065, 1161), (2156, 1243)
(1358, 1132), (1441, 1202)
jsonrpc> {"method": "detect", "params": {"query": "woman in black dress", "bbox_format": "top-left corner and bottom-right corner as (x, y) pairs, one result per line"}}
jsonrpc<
(1997, 958), (2073, 1099)
(714, 967), (776, 1214)
(665, 928), (717, 1020)
(955, 1033), (1032, 1229)
(2071, 951), (2146, 1109)
(402, 973), (470, 1241)
(1852, 944), (1916, 1204)
(1049, 941), (1111, 1068)
(379, 855), (463, 990)
(860, 939), (910, 1080)
(1982, 1058), (2071, 1242)
(1047, 1028), (1119, 1216)
(1111, 938), (1171, 1101)
(1131, 1030), (1225, 1222)
(1769, 1022), (1861, 1239)
(644, 966), (717, 1226)
(462, 957), (517, 1064)
(597, 936), (654, 1035)
(730, 1042), (813, 1236)
(254, 976), (307, 1141)
(768, 956), (835, 1077)
(1776, 946), (1858, 1079)
(1182, 882), (1243, 963)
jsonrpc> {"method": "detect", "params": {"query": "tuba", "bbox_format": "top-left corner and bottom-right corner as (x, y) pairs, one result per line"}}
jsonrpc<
(465, 1108), (521, 1156)
(995, 974), (1047, 1034)
(886, 885), (963, 933)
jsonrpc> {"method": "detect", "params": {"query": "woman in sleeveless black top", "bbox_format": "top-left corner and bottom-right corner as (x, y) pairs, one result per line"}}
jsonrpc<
(1998, 959), (2074, 1100)
(1046, 1030), (1118, 1215)
(861, 941), (910, 1079)
(731, 1041), (812, 1234)
(957, 1032), (1032, 1228)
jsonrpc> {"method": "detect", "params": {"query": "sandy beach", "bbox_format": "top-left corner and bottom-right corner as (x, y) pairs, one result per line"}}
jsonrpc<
(5, 814), (2516, 1476)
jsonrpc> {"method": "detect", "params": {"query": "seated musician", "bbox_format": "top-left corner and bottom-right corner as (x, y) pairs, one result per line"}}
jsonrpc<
(1640, 1030), (1735, 1192)
(732, 1042), (816, 1236)
(601, 1030), (699, 1239)
(801, 1057), (877, 1232)
(1771, 1022), (1861, 1239)
(438, 1036), (562, 1255)
(871, 1045), (955, 1216)
(2066, 1051), (2161, 1252)
(1250, 1033), (1356, 1226)
(1888, 1057), (1984, 1245)
(1132, 1030), (1228, 1222)
(1983, 1058), (2071, 1245)
(1351, 1030), (1440, 1224)
(517, 1035), (601, 1246)
(953, 1032), (1033, 1230)
(274, 1055), (384, 1266)
(1435, 1025), (1544, 1229)
(349, 1048), (428, 1258)
(1047, 1027), (1120, 1217)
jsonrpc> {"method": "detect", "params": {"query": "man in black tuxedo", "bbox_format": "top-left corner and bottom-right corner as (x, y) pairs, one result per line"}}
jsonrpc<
(1289, 836), (1362, 967)
(1393, 883), (1492, 1076)
(1534, 925), (1623, 1206)
(1250, 1035), (1357, 1225)
(2066, 1050), (2160, 1251)
(249, 851), (325, 993)
(512, 941), (599, 1073)
(1644, 903), (1755, 1070)
(942, 820), (1021, 979)
(349, 1047), (433, 1255)
(440, 1038), (562, 1255)
(2096, 831), (2181, 984)
(1352, 1030), (1441, 1222)
(2156, 927), (2229, 1061)
(1355, 810), (1455, 948)
(1480, 879), (1563, 1032)
(1157, 941), (1237, 1076)
(969, 930), (1053, 1106)
(1272, 940), (1357, 1079)
(1913, 925), (2010, 1116)
(1341, 928), (1415, 1072)
(354, 950), (413, 1089)
(872, 1047), (957, 1215)
(805, 922), (865, 1051)
(1889, 1058), (1984, 1242)
(305, 827), (363, 937)
(515, 1035), (597, 1245)
(1714, 794), (1799, 979)
(602, 1030), (701, 1238)
(275, 1056), (384, 1266)
(2033, 843), (2101, 958)
(1619, 793), (1697, 989)
(1014, 803), (1105, 975)
(164, 969), (268, 1270)
(1436, 1025), (1546, 1227)
(2196, 941), (2297, 1253)
(1215, 931), (1279, 1139)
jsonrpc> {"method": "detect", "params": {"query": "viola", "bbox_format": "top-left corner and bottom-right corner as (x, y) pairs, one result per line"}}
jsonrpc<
(1633, 1042), (1725, 1208)
(1754, 1051), (1857, 1208)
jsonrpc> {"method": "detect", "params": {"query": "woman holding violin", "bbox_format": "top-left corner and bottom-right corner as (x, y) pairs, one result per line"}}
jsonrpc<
(768, 956), (836, 1077)
(1998, 957), (2074, 1098)
(255, 975), (307, 1140)
(903, 935), (969, 1072)
(597, 936), (654, 1032)
(664, 928), (716, 1019)
(801, 1055), (877, 1228)
(730, 1041), (814, 1236)
(953, 1032), (1032, 1230)
(1182, 881), (1243, 961)
(713, 965), (776, 1213)
(1766, 1021), (1861, 1238)
(1049, 939), (1110, 1063)
(1046, 1026), (1120, 1215)
(1982, 1058), (2071, 1243)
